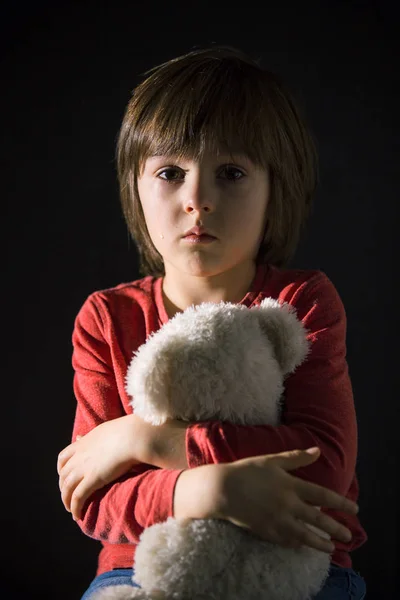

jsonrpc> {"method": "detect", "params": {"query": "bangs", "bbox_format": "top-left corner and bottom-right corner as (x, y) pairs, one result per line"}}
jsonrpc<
(131, 56), (276, 172)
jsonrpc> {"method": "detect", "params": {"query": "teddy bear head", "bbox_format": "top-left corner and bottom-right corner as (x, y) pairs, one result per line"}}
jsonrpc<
(125, 298), (309, 426)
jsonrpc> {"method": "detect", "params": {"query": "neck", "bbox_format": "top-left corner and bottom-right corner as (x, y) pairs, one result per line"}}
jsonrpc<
(162, 261), (257, 319)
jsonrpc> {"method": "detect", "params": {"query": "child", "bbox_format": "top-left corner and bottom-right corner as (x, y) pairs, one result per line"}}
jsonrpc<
(57, 45), (367, 599)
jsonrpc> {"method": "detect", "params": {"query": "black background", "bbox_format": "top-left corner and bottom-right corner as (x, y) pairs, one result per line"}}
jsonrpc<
(3, 1), (398, 598)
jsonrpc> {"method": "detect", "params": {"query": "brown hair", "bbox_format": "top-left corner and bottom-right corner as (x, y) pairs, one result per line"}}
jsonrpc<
(116, 45), (318, 276)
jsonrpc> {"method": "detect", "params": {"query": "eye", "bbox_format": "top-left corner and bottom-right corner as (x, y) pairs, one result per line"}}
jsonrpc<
(219, 165), (245, 182)
(157, 167), (184, 183)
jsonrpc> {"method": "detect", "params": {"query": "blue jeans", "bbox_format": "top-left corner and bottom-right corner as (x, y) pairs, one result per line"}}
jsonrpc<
(81, 564), (367, 599)
(81, 569), (140, 599)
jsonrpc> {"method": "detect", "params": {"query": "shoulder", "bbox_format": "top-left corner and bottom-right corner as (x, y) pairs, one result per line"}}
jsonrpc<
(263, 264), (336, 298)
(74, 274), (159, 334)
(261, 264), (346, 327)
(88, 274), (156, 308)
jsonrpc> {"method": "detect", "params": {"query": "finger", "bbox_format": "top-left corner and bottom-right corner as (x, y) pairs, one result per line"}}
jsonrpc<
(58, 459), (76, 492)
(264, 520), (303, 550)
(296, 503), (352, 544)
(70, 479), (97, 521)
(287, 517), (335, 554)
(57, 444), (75, 475)
(60, 470), (83, 513)
(255, 516), (324, 552)
(296, 480), (359, 515)
(269, 448), (321, 471)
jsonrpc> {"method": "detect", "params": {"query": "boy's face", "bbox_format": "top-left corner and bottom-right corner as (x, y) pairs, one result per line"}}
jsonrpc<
(137, 150), (270, 279)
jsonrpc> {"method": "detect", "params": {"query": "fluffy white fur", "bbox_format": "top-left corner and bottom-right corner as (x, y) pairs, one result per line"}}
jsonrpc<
(94, 298), (331, 600)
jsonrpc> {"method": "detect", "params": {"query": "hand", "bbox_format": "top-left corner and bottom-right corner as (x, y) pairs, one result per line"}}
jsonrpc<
(57, 415), (143, 520)
(211, 447), (358, 554)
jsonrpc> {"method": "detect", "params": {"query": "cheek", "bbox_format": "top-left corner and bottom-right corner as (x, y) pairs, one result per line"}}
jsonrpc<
(230, 191), (269, 249)
(142, 207), (168, 250)
(138, 182), (169, 237)
(230, 192), (268, 228)
(248, 184), (269, 227)
(140, 199), (179, 258)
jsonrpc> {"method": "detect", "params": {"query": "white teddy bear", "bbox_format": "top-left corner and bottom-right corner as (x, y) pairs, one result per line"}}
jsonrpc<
(95, 298), (331, 600)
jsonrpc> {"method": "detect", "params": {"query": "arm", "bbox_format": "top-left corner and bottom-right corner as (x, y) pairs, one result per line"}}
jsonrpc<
(58, 413), (189, 519)
(155, 272), (357, 496)
(67, 293), (184, 544)
(173, 448), (359, 554)
(65, 285), (359, 553)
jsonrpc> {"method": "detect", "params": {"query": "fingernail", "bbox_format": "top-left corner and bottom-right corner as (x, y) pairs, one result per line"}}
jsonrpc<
(305, 447), (319, 454)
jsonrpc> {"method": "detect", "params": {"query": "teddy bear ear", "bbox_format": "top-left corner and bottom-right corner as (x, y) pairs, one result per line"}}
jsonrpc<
(253, 298), (310, 375)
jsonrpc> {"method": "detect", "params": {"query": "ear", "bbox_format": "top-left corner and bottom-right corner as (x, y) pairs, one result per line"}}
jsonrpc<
(252, 298), (310, 375)
(125, 332), (175, 425)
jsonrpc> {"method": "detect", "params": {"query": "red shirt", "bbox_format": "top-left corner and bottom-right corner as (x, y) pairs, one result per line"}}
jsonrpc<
(71, 263), (368, 575)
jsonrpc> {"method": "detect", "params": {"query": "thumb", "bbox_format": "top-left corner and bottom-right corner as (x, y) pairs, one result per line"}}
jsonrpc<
(270, 447), (321, 470)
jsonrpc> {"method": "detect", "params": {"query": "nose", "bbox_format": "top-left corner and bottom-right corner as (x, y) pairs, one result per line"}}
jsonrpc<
(183, 175), (216, 215)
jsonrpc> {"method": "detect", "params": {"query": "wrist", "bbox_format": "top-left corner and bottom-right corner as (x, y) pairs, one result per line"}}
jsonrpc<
(173, 463), (226, 520)
(125, 415), (157, 465)
(148, 419), (189, 470)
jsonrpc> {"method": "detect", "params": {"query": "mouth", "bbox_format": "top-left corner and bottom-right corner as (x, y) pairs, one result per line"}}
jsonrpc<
(183, 226), (216, 237)
(182, 233), (217, 244)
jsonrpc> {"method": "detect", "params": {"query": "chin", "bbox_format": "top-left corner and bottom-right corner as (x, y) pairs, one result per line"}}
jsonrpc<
(185, 266), (221, 278)
(184, 257), (249, 279)
(176, 256), (225, 278)
(166, 250), (253, 280)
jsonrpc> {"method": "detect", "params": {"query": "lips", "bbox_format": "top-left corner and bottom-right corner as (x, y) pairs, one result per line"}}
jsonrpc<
(182, 235), (216, 245)
(183, 226), (216, 238)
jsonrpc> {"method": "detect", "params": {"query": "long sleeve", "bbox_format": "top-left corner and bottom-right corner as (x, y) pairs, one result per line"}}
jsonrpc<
(71, 293), (183, 545)
(185, 271), (357, 496)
